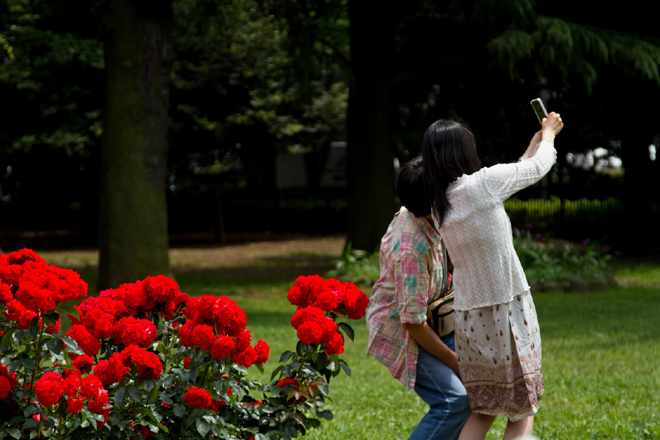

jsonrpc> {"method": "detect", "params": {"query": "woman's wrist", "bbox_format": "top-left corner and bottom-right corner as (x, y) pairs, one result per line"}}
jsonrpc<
(541, 130), (556, 143)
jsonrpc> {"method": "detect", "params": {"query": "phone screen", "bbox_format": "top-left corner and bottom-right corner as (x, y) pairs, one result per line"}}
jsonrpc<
(531, 98), (548, 124)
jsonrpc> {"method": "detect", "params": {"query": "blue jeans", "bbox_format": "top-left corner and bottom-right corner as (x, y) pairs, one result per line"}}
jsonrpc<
(409, 335), (471, 440)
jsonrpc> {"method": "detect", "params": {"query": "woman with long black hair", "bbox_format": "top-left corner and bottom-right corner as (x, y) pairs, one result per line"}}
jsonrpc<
(422, 113), (563, 439)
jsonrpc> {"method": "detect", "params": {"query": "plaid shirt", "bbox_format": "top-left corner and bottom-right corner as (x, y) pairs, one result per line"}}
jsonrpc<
(366, 207), (447, 391)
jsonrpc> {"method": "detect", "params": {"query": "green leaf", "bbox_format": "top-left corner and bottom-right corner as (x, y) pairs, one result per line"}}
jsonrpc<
(128, 386), (141, 402)
(8, 428), (21, 439)
(148, 381), (160, 403)
(255, 434), (269, 440)
(270, 365), (283, 381)
(296, 341), (303, 357)
(337, 322), (354, 341)
(173, 405), (185, 418)
(316, 409), (333, 421)
(8, 359), (21, 374)
(339, 360), (351, 377)
(115, 387), (126, 409)
(279, 351), (293, 363)
(45, 338), (64, 355)
(22, 418), (39, 428)
(21, 357), (35, 369)
(196, 418), (211, 437)
(0, 328), (16, 350)
(62, 337), (85, 355)
(23, 405), (39, 417)
(28, 316), (40, 338)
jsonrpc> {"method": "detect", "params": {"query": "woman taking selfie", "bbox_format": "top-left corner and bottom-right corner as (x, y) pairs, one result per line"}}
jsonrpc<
(422, 112), (564, 439)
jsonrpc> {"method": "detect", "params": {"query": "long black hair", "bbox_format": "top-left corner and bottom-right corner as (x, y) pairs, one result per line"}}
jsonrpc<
(396, 156), (432, 217)
(422, 119), (481, 227)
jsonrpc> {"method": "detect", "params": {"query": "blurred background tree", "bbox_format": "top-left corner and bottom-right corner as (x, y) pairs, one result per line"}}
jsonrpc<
(1, 0), (658, 281)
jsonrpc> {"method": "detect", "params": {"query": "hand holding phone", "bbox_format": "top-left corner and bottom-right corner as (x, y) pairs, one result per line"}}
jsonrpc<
(530, 98), (548, 124)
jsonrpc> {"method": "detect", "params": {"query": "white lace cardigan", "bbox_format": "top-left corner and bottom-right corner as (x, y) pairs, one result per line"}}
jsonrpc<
(437, 140), (557, 310)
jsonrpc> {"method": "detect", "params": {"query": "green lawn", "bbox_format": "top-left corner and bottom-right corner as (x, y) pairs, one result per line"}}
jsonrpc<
(35, 245), (660, 439)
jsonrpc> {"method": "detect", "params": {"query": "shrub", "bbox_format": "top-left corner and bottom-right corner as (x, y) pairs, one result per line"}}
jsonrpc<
(327, 243), (380, 286)
(0, 249), (368, 439)
(513, 229), (614, 291)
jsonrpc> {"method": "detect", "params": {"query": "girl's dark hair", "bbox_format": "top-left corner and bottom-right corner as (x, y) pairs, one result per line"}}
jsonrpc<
(422, 119), (481, 226)
(396, 156), (432, 217)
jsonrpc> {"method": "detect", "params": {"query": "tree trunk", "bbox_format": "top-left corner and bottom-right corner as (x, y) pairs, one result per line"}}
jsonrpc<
(98, 0), (173, 290)
(346, 0), (396, 253)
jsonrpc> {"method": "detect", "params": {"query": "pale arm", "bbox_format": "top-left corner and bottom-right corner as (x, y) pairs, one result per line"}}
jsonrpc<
(402, 321), (460, 376)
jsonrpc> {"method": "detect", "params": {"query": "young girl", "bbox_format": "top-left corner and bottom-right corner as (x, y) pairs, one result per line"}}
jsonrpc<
(422, 113), (563, 439)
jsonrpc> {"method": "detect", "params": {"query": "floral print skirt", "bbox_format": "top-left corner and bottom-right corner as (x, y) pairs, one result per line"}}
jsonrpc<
(455, 290), (543, 422)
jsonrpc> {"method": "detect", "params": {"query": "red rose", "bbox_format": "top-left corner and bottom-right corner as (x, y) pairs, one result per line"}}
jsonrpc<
(140, 425), (153, 439)
(66, 325), (101, 357)
(288, 275), (324, 307)
(63, 374), (81, 397)
(231, 345), (257, 368)
(142, 275), (179, 306)
(184, 387), (212, 409)
(341, 283), (370, 319)
(210, 336), (235, 361)
(34, 372), (64, 407)
(45, 318), (61, 334)
(87, 387), (109, 413)
(183, 356), (191, 369)
(80, 374), (104, 400)
(254, 340), (270, 364)
(211, 296), (247, 336)
(178, 320), (195, 347)
(319, 318), (338, 344)
(0, 365), (18, 390)
(119, 281), (147, 313)
(0, 376), (12, 399)
(82, 307), (117, 339)
(115, 317), (157, 348)
(287, 286), (306, 308)
(67, 394), (85, 414)
(232, 330), (252, 354)
(0, 282), (12, 304)
(191, 324), (216, 351)
(121, 345), (163, 379)
(94, 353), (128, 386)
(314, 288), (339, 312)
(185, 296), (216, 325)
(291, 306), (326, 330)
(277, 377), (297, 387)
(4, 299), (37, 329)
(296, 321), (324, 345)
(324, 332), (344, 355)
(15, 281), (56, 313)
(71, 355), (95, 374)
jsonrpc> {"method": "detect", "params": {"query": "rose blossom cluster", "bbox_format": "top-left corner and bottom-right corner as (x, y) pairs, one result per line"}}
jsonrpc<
(0, 365), (18, 399)
(33, 367), (110, 423)
(179, 295), (269, 368)
(65, 275), (189, 357)
(287, 275), (369, 319)
(1, 249), (87, 330)
(287, 275), (369, 354)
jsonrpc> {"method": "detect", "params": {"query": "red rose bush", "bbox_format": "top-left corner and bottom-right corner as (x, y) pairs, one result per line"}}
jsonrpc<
(0, 250), (369, 439)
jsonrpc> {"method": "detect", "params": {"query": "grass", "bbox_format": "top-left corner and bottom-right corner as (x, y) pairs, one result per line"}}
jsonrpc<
(31, 240), (660, 439)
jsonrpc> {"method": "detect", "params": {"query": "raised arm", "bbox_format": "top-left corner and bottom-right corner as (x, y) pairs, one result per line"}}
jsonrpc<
(521, 112), (563, 159)
(484, 112), (564, 201)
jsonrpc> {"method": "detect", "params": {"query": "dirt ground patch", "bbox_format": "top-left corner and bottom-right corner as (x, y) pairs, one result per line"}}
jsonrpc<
(38, 235), (346, 272)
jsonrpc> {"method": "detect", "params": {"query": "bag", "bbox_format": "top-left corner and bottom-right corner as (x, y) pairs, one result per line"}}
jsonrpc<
(426, 290), (455, 338)
(426, 239), (455, 338)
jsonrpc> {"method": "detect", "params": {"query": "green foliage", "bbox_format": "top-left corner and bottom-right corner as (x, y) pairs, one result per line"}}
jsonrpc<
(327, 244), (380, 286)
(514, 228), (614, 289)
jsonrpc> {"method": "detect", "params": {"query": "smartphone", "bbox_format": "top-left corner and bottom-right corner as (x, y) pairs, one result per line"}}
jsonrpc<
(530, 98), (548, 124)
